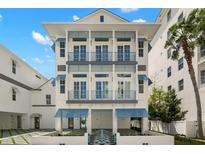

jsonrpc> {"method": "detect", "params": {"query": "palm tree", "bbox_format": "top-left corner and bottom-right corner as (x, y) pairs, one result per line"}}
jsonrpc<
(165, 9), (205, 138)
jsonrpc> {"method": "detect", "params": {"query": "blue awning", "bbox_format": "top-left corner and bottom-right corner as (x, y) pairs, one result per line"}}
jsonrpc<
(116, 108), (148, 118)
(55, 109), (88, 118)
(56, 74), (66, 80)
(138, 75), (148, 80)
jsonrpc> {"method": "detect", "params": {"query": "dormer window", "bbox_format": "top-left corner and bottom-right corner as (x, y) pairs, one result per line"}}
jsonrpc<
(100, 15), (104, 22)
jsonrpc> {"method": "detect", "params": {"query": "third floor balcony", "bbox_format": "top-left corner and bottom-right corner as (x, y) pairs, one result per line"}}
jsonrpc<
(67, 52), (137, 65)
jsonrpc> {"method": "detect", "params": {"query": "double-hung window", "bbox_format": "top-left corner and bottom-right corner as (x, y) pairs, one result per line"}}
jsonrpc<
(12, 88), (16, 101)
(167, 9), (171, 22)
(138, 41), (144, 57)
(178, 79), (184, 91)
(60, 79), (65, 94)
(167, 48), (171, 59)
(200, 45), (205, 57)
(201, 70), (205, 84)
(138, 80), (144, 94)
(178, 57), (184, 70)
(167, 66), (171, 77)
(60, 41), (65, 57)
(12, 60), (16, 74)
(46, 95), (51, 105)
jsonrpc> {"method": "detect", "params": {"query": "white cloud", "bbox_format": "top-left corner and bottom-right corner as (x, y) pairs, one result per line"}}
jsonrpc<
(120, 8), (139, 13)
(32, 31), (52, 46)
(33, 57), (44, 64)
(132, 18), (146, 23)
(73, 15), (80, 21)
(0, 14), (3, 22)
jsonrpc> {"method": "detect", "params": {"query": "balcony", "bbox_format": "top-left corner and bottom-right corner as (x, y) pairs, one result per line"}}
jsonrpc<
(67, 52), (137, 65)
(91, 52), (113, 62)
(67, 90), (137, 103)
(115, 90), (136, 100)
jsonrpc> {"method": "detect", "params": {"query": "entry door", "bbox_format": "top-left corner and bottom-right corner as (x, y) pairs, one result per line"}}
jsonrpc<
(96, 45), (108, 61)
(17, 115), (22, 129)
(68, 118), (74, 129)
(117, 81), (131, 99)
(34, 117), (40, 129)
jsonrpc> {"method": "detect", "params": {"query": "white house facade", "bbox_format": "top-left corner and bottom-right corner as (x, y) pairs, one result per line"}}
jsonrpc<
(0, 45), (55, 130)
(43, 9), (160, 138)
(148, 8), (205, 137)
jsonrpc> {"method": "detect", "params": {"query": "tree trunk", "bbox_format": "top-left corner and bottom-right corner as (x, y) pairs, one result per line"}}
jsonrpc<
(182, 40), (204, 138)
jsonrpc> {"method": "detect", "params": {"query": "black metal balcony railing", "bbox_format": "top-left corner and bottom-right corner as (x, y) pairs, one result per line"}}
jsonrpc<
(68, 90), (136, 101)
(67, 52), (136, 62)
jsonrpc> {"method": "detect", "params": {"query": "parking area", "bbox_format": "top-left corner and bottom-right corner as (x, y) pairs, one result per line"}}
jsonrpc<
(0, 129), (55, 145)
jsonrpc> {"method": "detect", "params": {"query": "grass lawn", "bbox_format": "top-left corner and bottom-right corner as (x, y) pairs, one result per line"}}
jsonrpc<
(174, 135), (205, 145)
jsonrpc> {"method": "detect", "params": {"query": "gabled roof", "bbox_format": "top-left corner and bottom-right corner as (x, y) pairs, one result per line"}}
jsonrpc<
(75, 8), (129, 23)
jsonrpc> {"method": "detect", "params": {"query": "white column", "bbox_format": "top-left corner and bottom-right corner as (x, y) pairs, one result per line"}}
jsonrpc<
(55, 117), (63, 133)
(113, 109), (117, 134)
(88, 30), (92, 100)
(141, 117), (148, 134)
(135, 30), (139, 101)
(87, 109), (92, 134)
(65, 30), (68, 101)
(112, 30), (115, 100)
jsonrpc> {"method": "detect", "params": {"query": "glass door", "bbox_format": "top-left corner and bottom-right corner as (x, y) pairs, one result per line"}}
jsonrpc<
(74, 46), (80, 61)
(117, 81), (131, 99)
(68, 118), (74, 129)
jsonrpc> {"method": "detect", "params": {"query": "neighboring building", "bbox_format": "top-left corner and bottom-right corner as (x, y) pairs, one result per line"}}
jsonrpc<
(0, 44), (55, 129)
(149, 8), (205, 137)
(43, 9), (160, 135)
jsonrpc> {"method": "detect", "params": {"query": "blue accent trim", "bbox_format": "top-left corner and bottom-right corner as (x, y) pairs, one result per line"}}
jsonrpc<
(56, 74), (66, 80)
(116, 108), (148, 118)
(55, 109), (88, 118)
(138, 75), (148, 80)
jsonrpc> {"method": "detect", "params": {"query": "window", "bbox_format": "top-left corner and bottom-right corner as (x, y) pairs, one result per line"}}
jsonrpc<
(201, 70), (205, 84)
(200, 45), (205, 57)
(95, 74), (109, 78)
(117, 38), (131, 42)
(167, 31), (171, 40)
(178, 12), (183, 23)
(167, 9), (171, 22)
(167, 66), (171, 77)
(178, 79), (184, 91)
(100, 15), (104, 22)
(46, 95), (51, 105)
(73, 74), (87, 78)
(95, 38), (109, 42)
(60, 79), (65, 94)
(138, 41), (144, 57)
(60, 41), (65, 57)
(73, 45), (86, 61)
(12, 60), (16, 74)
(12, 88), (16, 101)
(72, 38), (87, 42)
(167, 85), (172, 91)
(167, 48), (171, 59)
(117, 74), (131, 77)
(96, 81), (108, 99)
(139, 80), (144, 93)
(117, 45), (131, 61)
(178, 57), (184, 70)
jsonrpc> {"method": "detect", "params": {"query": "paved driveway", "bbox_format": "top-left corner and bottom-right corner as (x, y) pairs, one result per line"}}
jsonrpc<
(0, 129), (54, 145)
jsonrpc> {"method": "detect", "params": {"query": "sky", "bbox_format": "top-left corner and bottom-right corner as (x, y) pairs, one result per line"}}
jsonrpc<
(0, 8), (161, 79)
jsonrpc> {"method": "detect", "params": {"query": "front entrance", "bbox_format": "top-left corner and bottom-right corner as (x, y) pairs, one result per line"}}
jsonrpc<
(68, 117), (74, 129)
(91, 110), (113, 129)
(17, 115), (22, 129)
(34, 117), (40, 129)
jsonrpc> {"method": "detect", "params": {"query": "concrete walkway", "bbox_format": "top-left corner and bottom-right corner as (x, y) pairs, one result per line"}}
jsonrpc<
(0, 129), (54, 145)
